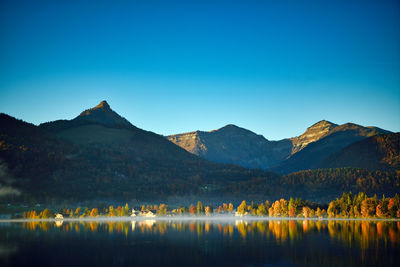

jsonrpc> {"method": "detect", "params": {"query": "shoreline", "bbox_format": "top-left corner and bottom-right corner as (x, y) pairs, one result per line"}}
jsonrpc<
(1, 216), (399, 223)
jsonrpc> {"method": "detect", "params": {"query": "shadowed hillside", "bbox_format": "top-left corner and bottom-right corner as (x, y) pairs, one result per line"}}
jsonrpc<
(168, 125), (292, 169)
(273, 123), (392, 174)
(0, 101), (398, 203)
(321, 133), (400, 171)
(0, 102), (276, 202)
(168, 120), (391, 173)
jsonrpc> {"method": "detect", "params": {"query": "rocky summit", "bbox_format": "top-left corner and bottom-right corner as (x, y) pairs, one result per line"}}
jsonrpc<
(168, 125), (292, 169)
(289, 120), (338, 154)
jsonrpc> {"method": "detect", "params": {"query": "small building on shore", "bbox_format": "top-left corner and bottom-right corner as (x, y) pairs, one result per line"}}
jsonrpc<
(235, 211), (248, 217)
(131, 208), (138, 217)
(139, 210), (156, 217)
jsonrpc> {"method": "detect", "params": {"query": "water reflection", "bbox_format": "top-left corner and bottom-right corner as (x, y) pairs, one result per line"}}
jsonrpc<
(0, 245), (18, 259)
(20, 219), (400, 248)
(0, 219), (398, 267)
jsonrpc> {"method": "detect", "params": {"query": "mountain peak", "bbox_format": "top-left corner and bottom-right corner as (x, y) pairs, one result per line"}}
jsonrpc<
(289, 120), (338, 155)
(74, 100), (132, 128)
(218, 124), (239, 130)
(212, 124), (253, 134)
(93, 100), (110, 110)
(308, 120), (336, 129)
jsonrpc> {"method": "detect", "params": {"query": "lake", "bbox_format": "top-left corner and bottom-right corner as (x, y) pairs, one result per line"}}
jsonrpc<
(0, 218), (399, 267)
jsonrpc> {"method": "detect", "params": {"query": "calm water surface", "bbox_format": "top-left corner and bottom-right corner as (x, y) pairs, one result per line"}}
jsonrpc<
(0, 219), (399, 267)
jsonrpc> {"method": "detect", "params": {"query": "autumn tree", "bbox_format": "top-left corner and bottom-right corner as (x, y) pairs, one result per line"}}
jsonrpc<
(256, 203), (267, 216)
(178, 206), (188, 214)
(271, 199), (288, 217)
(353, 205), (360, 217)
(237, 200), (248, 215)
(288, 198), (296, 217)
(108, 205), (116, 217)
(115, 206), (122, 216)
(189, 205), (196, 215)
(205, 206), (212, 215)
(197, 201), (204, 215)
(25, 210), (38, 219)
(228, 203), (234, 212)
(327, 200), (340, 218)
(90, 208), (99, 217)
(361, 198), (378, 218)
(388, 194), (399, 217)
(82, 207), (90, 217)
(268, 207), (273, 217)
(302, 207), (311, 218)
(157, 204), (168, 215)
(222, 203), (228, 211)
(39, 208), (54, 219)
(124, 203), (130, 215)
(75, 207), (81, 217)
(315, 207), (322, 218)
(264, 200), (270, 210)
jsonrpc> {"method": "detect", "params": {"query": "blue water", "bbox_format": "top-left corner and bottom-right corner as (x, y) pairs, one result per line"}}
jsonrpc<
(0, 219), (399, 267)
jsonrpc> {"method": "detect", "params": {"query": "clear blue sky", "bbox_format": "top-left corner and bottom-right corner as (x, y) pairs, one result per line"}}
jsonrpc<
(0, 0), (399, 140)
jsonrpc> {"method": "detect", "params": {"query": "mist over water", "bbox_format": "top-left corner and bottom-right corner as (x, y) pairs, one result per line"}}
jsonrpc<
(0, 218), (399, 267)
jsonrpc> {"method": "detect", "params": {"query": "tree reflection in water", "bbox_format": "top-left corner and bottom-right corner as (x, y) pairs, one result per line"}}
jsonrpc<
(21, 219), (400, 248)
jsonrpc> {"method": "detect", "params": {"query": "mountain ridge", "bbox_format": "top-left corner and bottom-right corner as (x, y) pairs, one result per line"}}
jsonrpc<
(168, 120), (392, 172)
(167, 124), (290, 169)
(0, 101), (278, 202)
(0, 101), (398, 203)
(289, 120), (338, 154)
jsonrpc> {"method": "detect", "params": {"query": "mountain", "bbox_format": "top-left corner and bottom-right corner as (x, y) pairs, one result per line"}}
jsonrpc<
(168, 120), (391, 173)
(0, 102), (398, 203)
(0, 102), (277, 202)
(74, 100), (132, 128)
(289, 120), (338, 154)
(274, 123), (391, 173)
(167, 124), (291, 169)
(320, 133), (400, 171)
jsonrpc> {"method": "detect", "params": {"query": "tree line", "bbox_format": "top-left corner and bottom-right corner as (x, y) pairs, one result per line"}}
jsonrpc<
(21, 192), (400, 219)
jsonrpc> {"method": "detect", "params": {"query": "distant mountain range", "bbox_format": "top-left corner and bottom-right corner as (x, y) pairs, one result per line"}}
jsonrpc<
(168, 120), (396, 173)
(0, 100), (398, 203)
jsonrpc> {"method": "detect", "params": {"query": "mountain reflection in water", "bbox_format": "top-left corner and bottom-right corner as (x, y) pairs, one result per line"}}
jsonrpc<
(1, 219), (399, 267)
